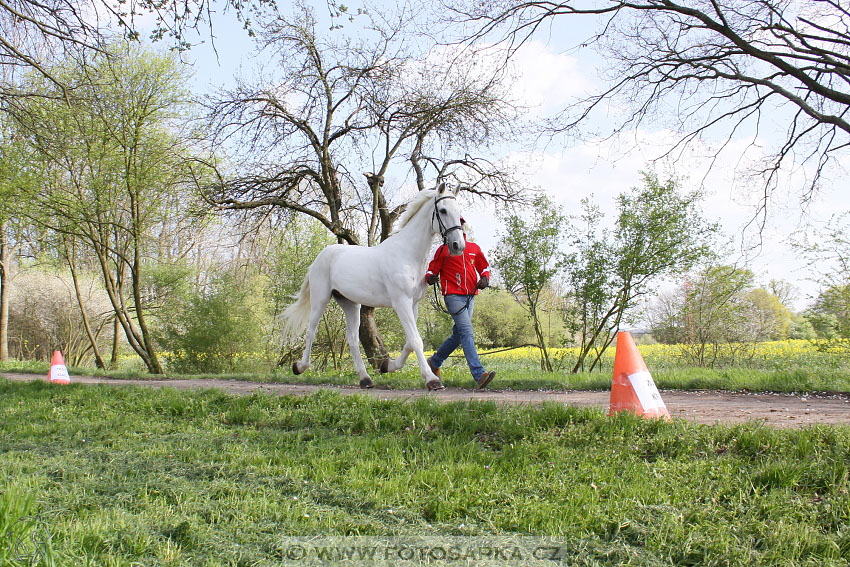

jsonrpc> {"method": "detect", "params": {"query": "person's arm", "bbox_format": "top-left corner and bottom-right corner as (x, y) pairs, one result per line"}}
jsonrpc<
(425, 245), (446, 284)
(476, 248), (491, 289)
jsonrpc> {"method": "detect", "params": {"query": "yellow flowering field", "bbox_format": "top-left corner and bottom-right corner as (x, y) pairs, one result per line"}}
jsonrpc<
(480, 339), (850, 372)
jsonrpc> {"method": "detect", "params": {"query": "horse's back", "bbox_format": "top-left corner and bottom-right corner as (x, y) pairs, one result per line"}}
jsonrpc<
(309, 244), (393, 307)
(309, 242), (427, 308)
(314, 243), (378, 272)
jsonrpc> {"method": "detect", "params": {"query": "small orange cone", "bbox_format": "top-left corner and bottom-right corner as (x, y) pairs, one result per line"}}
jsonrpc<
(608, 332), (670, 420)
(47, 350), (71, 385)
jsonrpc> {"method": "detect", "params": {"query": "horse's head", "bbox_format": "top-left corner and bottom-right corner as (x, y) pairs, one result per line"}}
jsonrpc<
(433, 182), (466, 256)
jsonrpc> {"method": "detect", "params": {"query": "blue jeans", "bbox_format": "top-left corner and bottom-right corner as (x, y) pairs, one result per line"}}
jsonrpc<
(430, 294), (484, 381)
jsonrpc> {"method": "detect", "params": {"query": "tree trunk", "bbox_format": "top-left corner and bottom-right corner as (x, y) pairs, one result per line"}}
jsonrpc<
(571, 288), (628, 374)
(130, 255), (163, 374)
(529, 302), (552, 372)
(93, 242), (161, 374)
(0, 221), (8, 362)
(111, 317), (120, 368)
(359, 306), (389, 370)
(67, 248), (106, 369)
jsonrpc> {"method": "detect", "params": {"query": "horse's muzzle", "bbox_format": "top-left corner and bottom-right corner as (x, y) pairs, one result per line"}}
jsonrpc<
(449, 240), (465, 256)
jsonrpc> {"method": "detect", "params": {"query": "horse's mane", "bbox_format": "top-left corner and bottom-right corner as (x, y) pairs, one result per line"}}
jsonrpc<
(391, 189), (436, 235)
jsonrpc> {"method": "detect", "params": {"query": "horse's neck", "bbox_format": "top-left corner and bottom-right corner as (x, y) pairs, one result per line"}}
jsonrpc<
(388, 204), (436, 265)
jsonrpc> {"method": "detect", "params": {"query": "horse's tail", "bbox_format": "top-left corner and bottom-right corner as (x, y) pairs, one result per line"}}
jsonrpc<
(280, 274), (311, 344)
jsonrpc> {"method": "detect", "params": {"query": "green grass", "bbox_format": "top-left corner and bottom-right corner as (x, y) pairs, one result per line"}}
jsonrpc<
(0, 379), (849, 566)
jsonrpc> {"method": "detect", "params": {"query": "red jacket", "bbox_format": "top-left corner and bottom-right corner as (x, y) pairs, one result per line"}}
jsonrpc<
(426, 238), (491, 295)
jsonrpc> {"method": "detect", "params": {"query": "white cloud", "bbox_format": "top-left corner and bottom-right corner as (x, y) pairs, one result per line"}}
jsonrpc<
(505, 41), (594, 116)
(464, 126), (845, 310)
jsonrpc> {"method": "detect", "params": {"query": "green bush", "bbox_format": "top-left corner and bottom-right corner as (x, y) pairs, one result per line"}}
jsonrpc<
(156, 272), (266, 373)
(474, 289), (540, 348)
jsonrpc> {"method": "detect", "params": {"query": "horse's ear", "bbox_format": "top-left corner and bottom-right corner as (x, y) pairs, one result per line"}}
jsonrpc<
(453, 184), (460, 196)
(437, 182), (446, 194)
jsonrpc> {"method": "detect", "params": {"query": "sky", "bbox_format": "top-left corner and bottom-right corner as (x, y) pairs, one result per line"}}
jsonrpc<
(171, 0), (847, 312)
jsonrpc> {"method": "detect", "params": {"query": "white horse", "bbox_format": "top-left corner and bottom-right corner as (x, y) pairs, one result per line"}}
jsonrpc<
(281, 183), (465, 390)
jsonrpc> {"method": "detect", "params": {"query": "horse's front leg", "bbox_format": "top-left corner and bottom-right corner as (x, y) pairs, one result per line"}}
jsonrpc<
(393, 301), (443, 390)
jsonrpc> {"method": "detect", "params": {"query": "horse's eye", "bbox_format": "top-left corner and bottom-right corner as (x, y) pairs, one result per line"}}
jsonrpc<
(439, 208), (447, 215)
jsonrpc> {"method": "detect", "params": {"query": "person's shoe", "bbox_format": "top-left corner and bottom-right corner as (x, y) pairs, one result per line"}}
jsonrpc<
(476, 370), (496, 390)
(427, 357), (441, 378)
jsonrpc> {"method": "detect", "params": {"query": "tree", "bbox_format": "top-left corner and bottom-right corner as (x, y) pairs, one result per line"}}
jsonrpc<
(0, 0), (270, 99)
(264, 215), (350, 370)
(649, 265), (755, 366)
(6, 44), (204, 373)
(472, 289), (537, 349)
(493, 194), (566, 370)
(449, 0), (850, 210)
(767, 279), (798, 308)
(0, 118), (41, 361)
(0, 220), (7, 361)
(565, 171), (716, 372)
(562, 197), (614, 368)
(790, 313), (817, 340)
(807, 285), (850, 339)
(7, 265), (114, 364)
(741, 287), (792, 340)
(205, 4), (523, 368)
(156, 270), (267, 373)
(793, 212), (850, 340)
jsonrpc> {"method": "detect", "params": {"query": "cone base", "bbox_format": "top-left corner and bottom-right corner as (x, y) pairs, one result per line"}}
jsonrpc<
(608, 406), (671, 421)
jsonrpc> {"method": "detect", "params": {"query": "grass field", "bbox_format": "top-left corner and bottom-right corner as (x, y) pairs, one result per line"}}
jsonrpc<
(1, 379), (849, 566)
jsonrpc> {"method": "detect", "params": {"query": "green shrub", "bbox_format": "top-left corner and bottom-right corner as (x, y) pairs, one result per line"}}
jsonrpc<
(156, 272), (266, 373)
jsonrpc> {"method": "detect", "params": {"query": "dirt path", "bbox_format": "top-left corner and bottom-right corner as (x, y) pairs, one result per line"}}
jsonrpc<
(4, 372), (849, 427)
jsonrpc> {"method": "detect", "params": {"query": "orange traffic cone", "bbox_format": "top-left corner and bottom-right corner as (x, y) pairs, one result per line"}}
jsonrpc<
(608, 332), (670, 420)
(47, 350), (71, 385)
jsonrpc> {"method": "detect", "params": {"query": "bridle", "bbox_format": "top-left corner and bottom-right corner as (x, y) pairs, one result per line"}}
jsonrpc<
(430, 192), (473, 315)
(433, 194), (463, 245)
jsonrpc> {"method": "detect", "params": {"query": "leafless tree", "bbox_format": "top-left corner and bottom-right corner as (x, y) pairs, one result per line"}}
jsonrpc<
(204, 5), (525, 367)
(447, 0), (850, 221)
(8, 267), (113, 364)
(0, 0), (269, 99)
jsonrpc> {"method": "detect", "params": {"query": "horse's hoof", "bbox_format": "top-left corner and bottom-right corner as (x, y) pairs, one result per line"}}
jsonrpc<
(379, 359), (389, 374)
(360, 377), (374, 389)
(292, 361), (303, 375)
(426, 379), (445, 391)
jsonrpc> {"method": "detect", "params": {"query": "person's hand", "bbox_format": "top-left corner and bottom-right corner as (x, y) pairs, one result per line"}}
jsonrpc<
(426, 274), (439, 285)
(476, 275), (489, 290)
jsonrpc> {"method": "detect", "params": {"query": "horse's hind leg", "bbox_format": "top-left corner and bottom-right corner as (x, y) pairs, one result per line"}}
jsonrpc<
(393, 300), (442, 390)
(381, 304), (418, 374)
(293, 290), (331, 375)
(334, 294), (373, 388)
(381, 344), (413, 374)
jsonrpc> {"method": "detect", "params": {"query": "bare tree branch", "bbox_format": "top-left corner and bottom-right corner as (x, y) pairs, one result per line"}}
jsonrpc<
(205, 3), (525, 247)
(0, 0), (273, 97)
(445, 0), (850, 217)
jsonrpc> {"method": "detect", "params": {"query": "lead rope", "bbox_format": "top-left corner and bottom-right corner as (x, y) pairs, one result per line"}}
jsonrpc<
(431, 279), (473, 316)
